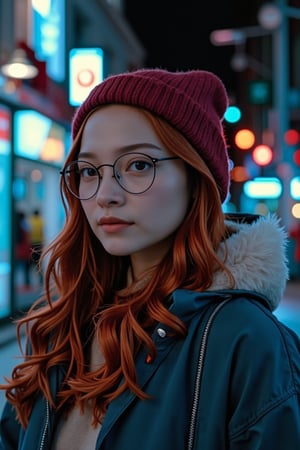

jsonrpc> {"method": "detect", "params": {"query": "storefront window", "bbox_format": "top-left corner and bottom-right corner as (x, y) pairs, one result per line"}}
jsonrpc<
(0, 105), (12, 318)
(14, 109), (65, 164)
(13, 110), (66, 311)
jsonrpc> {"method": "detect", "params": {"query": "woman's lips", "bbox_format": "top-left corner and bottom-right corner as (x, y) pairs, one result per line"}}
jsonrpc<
(99, 217), (133, 233)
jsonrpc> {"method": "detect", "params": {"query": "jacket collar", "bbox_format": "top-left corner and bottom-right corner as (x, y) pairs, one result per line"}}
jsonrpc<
(208, 213), (289, 311)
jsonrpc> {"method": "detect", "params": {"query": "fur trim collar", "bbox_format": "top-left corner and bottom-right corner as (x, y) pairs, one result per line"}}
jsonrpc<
(209, 214), (289, 311)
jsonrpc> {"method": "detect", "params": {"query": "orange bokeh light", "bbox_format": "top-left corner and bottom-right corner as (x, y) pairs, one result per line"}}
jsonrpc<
(231, 166), (250, 182)
(234, 129), (255, 150)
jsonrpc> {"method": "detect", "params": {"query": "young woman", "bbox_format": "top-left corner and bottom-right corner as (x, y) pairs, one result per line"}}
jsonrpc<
(1, 68), (300, 449)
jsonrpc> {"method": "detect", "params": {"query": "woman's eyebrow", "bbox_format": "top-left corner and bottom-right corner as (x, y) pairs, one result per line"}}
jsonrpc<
(78, 143), (163, 158)
(122, 143), (163, 152)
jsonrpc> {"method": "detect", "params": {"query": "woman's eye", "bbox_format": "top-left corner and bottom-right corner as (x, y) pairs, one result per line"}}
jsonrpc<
(79, 167), (97, 178)
(128, 160), (152, 172)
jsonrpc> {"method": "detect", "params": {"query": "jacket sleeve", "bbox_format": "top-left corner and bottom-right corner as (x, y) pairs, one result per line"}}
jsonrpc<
(230, 396), (300, 449)
(194, 297), (300, 450)
(226, 302), (300, 449)
(0, 401), (21, 450)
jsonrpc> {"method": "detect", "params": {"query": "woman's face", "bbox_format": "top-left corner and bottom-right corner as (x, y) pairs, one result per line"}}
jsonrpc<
(78, 105), (190, 277)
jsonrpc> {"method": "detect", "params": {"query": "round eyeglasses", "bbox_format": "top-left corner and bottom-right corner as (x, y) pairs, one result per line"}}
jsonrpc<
(60, 152), (180, 199)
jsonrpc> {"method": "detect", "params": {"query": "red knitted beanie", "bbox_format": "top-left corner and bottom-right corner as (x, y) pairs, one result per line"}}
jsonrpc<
(72, 68), (230, 202)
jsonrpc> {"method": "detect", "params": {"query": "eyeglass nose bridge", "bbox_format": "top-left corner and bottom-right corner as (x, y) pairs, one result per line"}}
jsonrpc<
(92, 158), (154, 195)
(81, 162), (121, 200)
(95, 162), (117, 180)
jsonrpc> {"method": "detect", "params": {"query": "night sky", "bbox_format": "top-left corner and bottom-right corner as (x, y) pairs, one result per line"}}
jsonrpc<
(124, 0), (264, 92)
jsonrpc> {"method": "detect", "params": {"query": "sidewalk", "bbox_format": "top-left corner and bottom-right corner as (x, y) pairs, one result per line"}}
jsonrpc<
(281, 279), (300, 303)
(275, 280), (300, 335)
(0, 284), (41, 348)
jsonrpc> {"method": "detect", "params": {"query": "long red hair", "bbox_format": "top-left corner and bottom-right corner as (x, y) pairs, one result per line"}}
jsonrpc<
(1, 107), (233, 428)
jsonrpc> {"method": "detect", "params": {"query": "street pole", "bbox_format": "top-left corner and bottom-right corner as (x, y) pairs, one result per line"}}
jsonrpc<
(210, 1), (300, 228)
(273, 0), (290, 228)
(273, 0), (300, 228)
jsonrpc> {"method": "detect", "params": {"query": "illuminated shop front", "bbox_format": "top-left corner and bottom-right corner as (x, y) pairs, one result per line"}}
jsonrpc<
(0, 105), (12, 318)
(13, 109), (69, 312)
(0, 103), (70, 319)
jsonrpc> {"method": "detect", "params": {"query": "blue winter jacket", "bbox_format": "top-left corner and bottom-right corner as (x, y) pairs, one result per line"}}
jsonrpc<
(1, 215), (300, 449)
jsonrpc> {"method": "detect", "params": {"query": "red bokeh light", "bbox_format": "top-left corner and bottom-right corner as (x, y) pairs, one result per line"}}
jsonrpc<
(293, 149), (300, 166)
(284, 129), (300, 146)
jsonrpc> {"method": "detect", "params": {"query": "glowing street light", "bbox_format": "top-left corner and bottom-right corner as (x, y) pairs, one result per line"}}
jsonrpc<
(211, 0), (300, 227)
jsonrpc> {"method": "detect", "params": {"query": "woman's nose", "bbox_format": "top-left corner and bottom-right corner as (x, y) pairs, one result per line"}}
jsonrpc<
(95, 167), (125, 206)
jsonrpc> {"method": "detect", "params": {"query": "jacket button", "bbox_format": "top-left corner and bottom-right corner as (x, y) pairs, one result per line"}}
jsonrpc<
(157, 328), (167, 338)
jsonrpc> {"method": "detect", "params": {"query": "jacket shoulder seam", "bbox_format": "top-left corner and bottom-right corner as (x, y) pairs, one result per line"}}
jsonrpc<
(229, 388), (299, 439)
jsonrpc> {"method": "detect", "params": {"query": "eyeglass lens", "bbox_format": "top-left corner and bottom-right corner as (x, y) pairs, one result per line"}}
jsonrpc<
(63, 153), (157, 199)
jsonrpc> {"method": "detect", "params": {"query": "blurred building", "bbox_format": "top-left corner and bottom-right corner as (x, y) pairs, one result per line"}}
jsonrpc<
(210, 1), (300, 276)
(0, 0), (145, 321)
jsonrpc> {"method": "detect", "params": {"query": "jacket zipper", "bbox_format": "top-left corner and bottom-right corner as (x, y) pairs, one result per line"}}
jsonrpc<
(39, 399), (50, 450)
(187, 297), (232, 450)
(37, 298), (230, 450)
